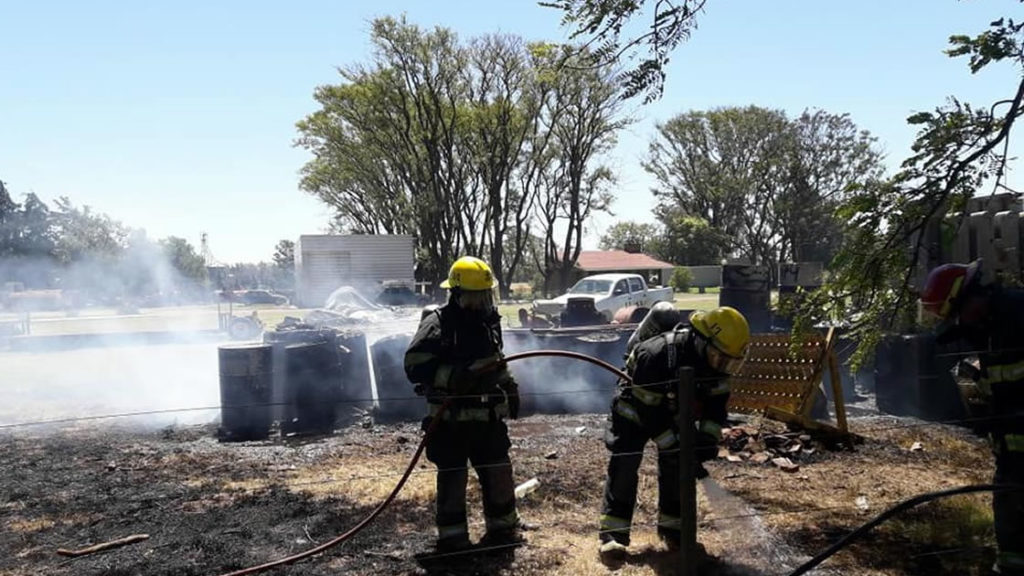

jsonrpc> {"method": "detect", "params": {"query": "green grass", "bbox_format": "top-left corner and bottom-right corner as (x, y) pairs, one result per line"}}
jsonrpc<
(674, 292), (719, 311)
(497, 292), (721, 328)
(2, 304), (310, 337)
(883, 495), (995, 555)
(254, 307), (312, 328)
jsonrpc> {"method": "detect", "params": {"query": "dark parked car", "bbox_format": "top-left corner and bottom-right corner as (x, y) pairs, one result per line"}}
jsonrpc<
(239, 290), (289, 306)
(376, 285), (424, 307)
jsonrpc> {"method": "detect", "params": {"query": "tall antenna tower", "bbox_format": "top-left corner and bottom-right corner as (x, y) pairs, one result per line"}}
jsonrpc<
(200, 232), (225, 268)
(200, 232), (229, 290)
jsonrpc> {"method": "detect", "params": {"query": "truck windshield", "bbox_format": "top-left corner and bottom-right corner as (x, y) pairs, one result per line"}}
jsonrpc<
(568, 279), (612, 294)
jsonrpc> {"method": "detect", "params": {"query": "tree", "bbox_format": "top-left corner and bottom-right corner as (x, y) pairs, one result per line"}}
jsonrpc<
(542, 0), (706, 101)
(16, 193), (55, 260)
(598, 221), (660, 251)
(533, 44), (627, 292)
(800, 12), (1024, 364)
(271, 239), (296, 290)
(645, 106), (882, 276)
(464, 34), (543, 298)
(655, 209), (727, 265)
(785, 110), (884, 262)
(0, 192), (57, 287)
(297, 18), (629, 295)
(0, 179), (19, 258)
(298, 17), (491, 286)
(273, 239), (295, 270)
(670, 267), (693, 292)
(161, 237), (207, 285)
(50, 197), (128, 265)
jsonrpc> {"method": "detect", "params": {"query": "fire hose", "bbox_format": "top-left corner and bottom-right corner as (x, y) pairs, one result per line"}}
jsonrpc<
(786, 483), (1024, 576)
(216, 349), (631, 576)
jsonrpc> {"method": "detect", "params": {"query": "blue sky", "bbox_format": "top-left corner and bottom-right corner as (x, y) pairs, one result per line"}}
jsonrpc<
(1, 0), (1020, 263)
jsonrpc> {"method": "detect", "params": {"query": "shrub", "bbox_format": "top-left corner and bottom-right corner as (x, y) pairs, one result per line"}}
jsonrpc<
(671, 267), (693, 292)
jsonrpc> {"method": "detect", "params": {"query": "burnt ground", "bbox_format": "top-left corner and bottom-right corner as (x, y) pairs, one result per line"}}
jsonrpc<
(0, 411), (998, 576)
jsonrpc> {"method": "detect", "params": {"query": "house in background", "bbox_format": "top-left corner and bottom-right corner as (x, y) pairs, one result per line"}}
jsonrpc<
(574, 249), (677, 287)
(295, 235), (415, 308)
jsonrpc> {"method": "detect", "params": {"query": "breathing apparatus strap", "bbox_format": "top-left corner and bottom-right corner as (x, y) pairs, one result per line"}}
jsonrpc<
(665, 327), (687, 372)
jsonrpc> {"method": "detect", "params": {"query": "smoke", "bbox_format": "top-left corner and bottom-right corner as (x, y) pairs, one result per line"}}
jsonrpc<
(503, 330), (627, 416)
(356, 312), (630, 421)
(0, 248), (224, 432)
(1, 254), (633, 434)
(0, 341), (221, 430)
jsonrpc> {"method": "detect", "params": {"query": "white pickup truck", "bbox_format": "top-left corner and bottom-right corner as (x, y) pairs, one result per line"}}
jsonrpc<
(533, 273), (674, 322)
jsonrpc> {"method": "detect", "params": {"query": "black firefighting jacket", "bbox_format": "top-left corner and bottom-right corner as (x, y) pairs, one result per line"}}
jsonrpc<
(958, 287), (1024, 445)
(404, 301), (515, 421)
(617, 326), (730, 460)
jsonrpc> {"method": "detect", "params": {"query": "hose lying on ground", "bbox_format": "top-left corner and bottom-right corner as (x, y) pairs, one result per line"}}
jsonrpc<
(216, 349), (631, 576)
(786, 484), (1024, 576)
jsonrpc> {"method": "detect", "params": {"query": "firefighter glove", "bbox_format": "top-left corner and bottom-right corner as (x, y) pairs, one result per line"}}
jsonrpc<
(504, 381), (520, 420)
(695, 462), (710, 480)
(955, 359), (981, 381)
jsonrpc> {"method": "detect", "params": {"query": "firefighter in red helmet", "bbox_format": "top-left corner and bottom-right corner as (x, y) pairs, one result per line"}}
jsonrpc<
(920, 260), (1024, 575)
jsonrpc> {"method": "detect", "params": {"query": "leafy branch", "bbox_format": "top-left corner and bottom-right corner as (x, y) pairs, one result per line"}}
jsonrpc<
(797, 11), (1024, 367)
(540, 0), (706, 101)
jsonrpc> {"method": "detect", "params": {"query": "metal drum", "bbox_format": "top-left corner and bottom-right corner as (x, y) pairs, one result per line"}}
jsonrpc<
(874, 334), (964, 421)
(218, 343), (273, 441)
(336, 330), (372, 408)
(719, 265), (771, 333)
(775, 262), (824, 330)
(370, 333), (422, 423)
(283, 340), (343, 435)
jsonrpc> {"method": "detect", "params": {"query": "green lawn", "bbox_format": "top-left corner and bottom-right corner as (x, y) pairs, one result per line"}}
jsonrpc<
(4, 294), (724, 336)
(674, 291), (720, 311)
(497, 292), (721, 328)
(0, 304), (311, 337)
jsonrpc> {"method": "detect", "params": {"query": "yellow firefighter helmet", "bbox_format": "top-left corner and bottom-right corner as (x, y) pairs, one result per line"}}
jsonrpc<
(689, 306), (751, 375)
(440, 256), (498, 291)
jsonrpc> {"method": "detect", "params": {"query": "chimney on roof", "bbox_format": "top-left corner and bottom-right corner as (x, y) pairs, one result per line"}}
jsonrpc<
(623, 239), (643, 254)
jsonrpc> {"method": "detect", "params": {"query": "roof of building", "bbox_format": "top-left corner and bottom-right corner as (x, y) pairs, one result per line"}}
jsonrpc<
(576, 250), (676, 271)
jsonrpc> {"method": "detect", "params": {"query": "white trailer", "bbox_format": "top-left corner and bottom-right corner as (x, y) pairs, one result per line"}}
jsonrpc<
(295, 235), (415, 308)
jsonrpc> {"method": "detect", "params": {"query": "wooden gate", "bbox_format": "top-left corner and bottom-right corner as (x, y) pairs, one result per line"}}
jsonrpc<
(726, 327), (852, 438)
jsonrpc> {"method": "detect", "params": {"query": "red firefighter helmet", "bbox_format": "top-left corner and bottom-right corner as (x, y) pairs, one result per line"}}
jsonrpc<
(919, 261), (980, 323)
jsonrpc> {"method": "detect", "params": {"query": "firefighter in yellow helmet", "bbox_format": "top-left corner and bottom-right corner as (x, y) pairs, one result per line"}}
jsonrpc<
(599, 306), (750, 557)
(404, 256), (528, 553)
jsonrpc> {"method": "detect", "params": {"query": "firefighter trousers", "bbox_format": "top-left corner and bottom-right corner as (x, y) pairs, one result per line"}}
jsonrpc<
(994, 436), (1024, 574)
(424, 418), (519, 544)
(600, 397), (681, 545)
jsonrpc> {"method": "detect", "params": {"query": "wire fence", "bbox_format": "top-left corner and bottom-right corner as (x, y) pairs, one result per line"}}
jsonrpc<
(1, 379), (1019, 436)
(3, 353), (1020, 576)
(0, 376), (681, 430)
